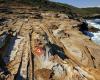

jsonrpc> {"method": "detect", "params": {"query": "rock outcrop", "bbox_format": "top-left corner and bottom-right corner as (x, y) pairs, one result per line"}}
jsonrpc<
(0, 3), (100, 80)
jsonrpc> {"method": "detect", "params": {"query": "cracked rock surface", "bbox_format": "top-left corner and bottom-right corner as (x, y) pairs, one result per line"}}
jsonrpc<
(0, 3), (100, 80)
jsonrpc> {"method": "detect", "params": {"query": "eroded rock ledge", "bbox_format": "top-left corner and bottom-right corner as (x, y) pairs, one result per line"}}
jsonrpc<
(0, 4), (100, 80)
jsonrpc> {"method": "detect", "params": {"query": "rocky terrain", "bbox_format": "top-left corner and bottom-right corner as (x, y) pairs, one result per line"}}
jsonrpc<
(0, 3), (100, 80)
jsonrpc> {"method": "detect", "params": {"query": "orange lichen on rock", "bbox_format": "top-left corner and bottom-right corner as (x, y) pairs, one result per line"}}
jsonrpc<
(34, 47), (44, 56)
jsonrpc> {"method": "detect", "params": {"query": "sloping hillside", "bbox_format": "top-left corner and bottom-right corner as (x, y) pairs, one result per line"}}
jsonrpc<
(0, 0), (100, 18)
